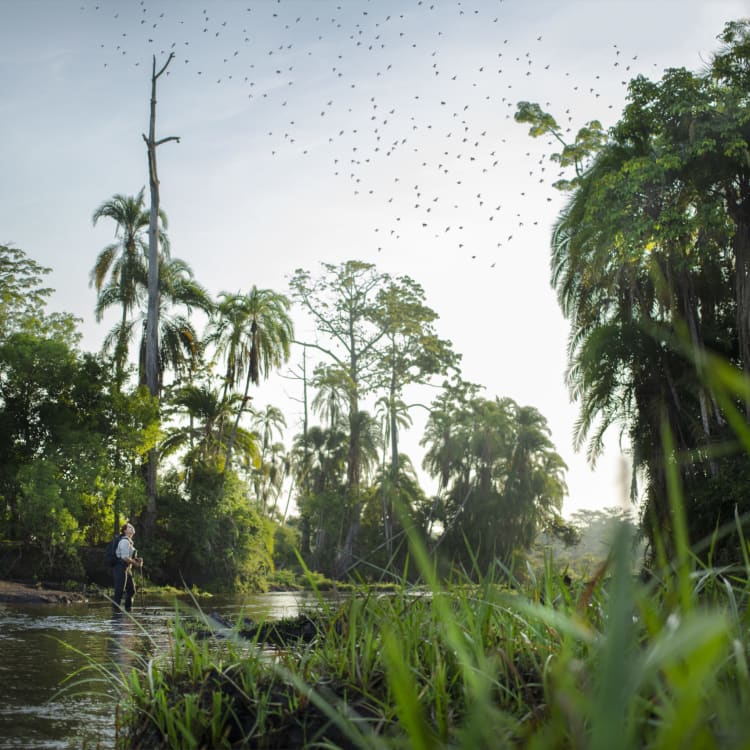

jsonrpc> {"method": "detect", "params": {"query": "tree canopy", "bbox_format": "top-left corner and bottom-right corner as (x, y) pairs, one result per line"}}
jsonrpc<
(422, 381), (567, 572)
(516, 19), (750, 560)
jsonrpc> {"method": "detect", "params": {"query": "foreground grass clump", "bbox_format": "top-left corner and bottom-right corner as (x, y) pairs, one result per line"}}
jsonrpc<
(114, 530), (750, 749)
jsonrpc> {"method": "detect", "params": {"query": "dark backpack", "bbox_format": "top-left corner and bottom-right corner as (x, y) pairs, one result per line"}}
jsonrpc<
(104, 535), (124, 568)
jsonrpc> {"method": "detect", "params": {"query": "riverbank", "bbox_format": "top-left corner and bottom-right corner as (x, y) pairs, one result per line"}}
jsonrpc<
(0, 579), (88, 604)
(115, 550), (750, 749)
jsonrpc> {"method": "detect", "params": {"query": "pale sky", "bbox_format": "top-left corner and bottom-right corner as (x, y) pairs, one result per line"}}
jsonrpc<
(1, 0), (746, 518)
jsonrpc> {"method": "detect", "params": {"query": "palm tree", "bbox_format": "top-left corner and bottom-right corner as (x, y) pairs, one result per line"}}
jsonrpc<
(549, 102), (733, 547)
(96, 249), (211, 539)
(207, 287), (293, 472)
(253, 404), (287, 465)
(208, 292), (250, 404)
(421, 388), (566, 570)
(98, 255), (211, 394)
(254, 441), (288, 515)
(161, 382), (260, 475)
(375, 395), (414, 554)
(137, 256), (213, 393)
(289, 425), (344, 559)
(292, 425), (349, 497)
(502, 403), (567, 550)
(335, 408), (382, 576)
(251, 404), (287, 513)
(90, 189), (168, 387)
(311, 364), (352, 430)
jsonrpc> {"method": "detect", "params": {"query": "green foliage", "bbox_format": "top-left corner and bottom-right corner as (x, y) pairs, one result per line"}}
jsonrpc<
(202, 287), (293, 479)
(0, 244), (80, 344)
(421, 380), (567, 572)
(115, 509), (750, 749)
(291, 261), (459, 575)
(271, 520), (301, 572)
(90, 189), (156, 386)
(356, 459), (430, 579)
(297, 486), (349, 577)
(0, 247), (157, 575)
(518, 20), (750, 562)
(0, 328), (156, 574)
(161, 379), (260, 475)
(158, 466), (272, 591)
(514, 101), (605, 187)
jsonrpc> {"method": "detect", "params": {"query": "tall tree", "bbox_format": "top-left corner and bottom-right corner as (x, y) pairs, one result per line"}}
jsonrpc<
(0, 331), (157, 570)
(421, 383), (567, 571)
(95, 254), (211, 391)
(372, 277), (459, 552)
(90, 189), (167, 387)
(515, 20), (750, 558)
(94, 246), (210, 537)
(290, 261), (391, 573)
(253, 404), (287, 468)
(375, 394), (413, 555)
(311, 364), (351, 429)
(137, 256), (212, 392)
(291, 262), (459, 574)
(207, 287), (293, 472)
(142, 52), (180, 538)
(0, 245), (59, 342)
(700, 21), (750, 379)
(251, 404), (287, 513)
(290, 424), (348, 568)
(373, 277), (459, 476)
(208, 291), (251, 405)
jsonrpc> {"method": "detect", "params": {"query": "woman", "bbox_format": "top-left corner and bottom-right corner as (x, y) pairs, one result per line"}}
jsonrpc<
(112, 522), (143, 612)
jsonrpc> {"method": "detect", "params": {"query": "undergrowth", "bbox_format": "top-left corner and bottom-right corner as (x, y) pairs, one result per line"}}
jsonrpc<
(65, 357), (750, 748)
(96, 509), (750, 749)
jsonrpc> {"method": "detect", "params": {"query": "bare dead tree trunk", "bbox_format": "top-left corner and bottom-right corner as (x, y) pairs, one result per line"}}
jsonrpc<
(302, 345), (309, 492)
(381, 418), (392, 557)
(142, 53), (180, 539)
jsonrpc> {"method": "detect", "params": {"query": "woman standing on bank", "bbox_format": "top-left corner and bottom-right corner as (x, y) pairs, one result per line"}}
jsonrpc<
(113, 522), (143, 612)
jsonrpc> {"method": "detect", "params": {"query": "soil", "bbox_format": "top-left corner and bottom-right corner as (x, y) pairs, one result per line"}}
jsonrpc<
(0, 579), (88, 604)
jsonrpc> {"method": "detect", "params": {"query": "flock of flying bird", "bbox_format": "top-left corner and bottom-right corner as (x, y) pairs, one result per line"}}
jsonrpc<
(84, 0), (661, 269)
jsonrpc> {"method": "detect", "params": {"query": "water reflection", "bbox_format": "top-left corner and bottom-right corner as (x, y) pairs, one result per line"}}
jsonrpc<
(0, 601), (116, 749)
(0, 592), (321, 749)
(107, 613), (141, 676)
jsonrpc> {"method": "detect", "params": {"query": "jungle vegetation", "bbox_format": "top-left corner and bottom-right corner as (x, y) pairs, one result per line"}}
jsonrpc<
(2, 20), (750, 592)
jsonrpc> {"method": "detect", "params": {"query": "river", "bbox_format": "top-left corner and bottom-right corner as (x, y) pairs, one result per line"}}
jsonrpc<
(0, 591), (320, 749)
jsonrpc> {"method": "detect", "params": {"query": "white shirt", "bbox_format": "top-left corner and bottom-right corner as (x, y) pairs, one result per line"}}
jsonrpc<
(116, 537), (134, 562)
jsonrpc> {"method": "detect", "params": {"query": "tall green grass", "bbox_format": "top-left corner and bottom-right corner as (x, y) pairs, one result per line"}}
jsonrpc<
(102, 348), (750, 747)
(105, 509), (750, 749)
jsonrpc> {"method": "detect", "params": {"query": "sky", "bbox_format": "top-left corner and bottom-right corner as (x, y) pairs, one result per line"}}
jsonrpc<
(1, 0), (747, 519)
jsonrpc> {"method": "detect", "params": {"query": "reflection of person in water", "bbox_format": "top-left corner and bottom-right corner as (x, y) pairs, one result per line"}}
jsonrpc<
(108, 612), (138, 672)
(112, 522), (143, 613)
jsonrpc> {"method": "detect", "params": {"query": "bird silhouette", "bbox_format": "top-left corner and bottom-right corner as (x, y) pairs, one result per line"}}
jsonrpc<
(86, 0), (658, 265)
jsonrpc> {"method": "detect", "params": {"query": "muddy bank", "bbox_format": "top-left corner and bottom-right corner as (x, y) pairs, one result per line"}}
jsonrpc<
(0, 579), (88, 604)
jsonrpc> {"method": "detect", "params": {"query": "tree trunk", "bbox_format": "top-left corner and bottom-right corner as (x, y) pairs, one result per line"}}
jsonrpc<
(302, 346), (310, 496)
(734, 218), (750, 386)
(142, 53), (179, 539)
(337, 350), (361, 575)
(338, 404), (361, 576)
(114, 304), (128, 390)
(224, 369), (251, 473)
(382, 419), (392, 557)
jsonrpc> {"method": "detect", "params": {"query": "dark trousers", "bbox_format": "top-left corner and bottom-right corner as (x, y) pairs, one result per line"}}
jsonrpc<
(113, 562), (136, 612)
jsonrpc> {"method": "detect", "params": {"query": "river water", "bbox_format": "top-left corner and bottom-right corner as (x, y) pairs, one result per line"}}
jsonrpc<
(0, 591), (320, 749)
